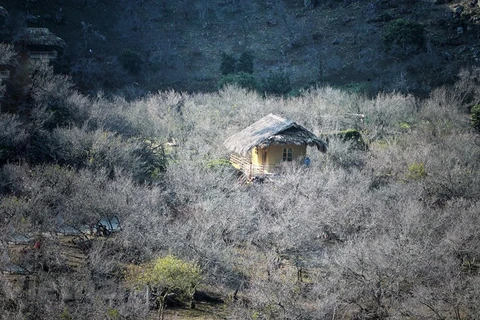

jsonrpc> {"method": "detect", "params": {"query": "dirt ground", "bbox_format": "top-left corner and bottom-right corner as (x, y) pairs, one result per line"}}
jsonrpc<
(2, 234), (226, 319)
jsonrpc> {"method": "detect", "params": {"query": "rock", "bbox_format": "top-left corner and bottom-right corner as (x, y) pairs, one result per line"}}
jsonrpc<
(343, 16), (354, 25)
(312, 32), (322, 41)
(0, 6), (8, 19)
(457, 26), (464, 34)
(55, 9), (64, 24)
(388, 0), (400, 8)
(0, 7), (7, 25)
(399, 7), (413, 14)
(431, 18), (447, 26)
(454, 5), (464, 15)
(367, 12), (394, 23)
(304, 0), (315, 10)
(26, 14), (40, 25)
(443, 36), (463, 46)
(266, 18), (277, 27)
(433, 0), (447, 4)
(375, 0), (389, 9)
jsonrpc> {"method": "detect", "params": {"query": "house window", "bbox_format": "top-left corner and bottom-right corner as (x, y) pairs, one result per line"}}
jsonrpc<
(282, 148), (293, 161)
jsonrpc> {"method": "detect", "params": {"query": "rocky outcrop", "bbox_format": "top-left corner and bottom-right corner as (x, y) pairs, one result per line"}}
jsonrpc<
(304, 0), (316, 10)
(0, 6), (8, 19)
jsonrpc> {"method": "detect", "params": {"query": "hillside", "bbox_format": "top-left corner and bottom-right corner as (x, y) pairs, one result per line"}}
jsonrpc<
(1, 1), (480, 320)
(2, 0), (480, 94)
(0, 51), (479, 318)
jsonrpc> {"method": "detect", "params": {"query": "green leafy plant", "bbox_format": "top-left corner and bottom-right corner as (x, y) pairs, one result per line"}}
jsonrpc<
(220, 51), (254, 75)
(341, 81), (371, 95)
(106, 308), (120, 320)
(119, 49), (142, 74)
(218, 72), (257, 90)
(126, 254), (202, 311)
(236, 51), (254, 74)
(383, 19), (425, 52)
(406, 162), (426, 181)
(262, 71), (291, 95)
(471, 104), (480, 133)
(206, 158), (232, 171)
(320, 129), (367, 150)
(399, 121), (413, 130)
(220, 52), (237, 75)
(60, 307), (73, 320)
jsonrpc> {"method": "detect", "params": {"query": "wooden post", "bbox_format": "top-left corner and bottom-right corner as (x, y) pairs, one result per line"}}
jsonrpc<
(145, 285), (150, 310)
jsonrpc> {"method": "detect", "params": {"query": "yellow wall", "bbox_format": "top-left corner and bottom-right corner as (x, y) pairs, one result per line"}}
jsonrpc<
(251, 147), (263, 166)
(251, 144), (307, 166)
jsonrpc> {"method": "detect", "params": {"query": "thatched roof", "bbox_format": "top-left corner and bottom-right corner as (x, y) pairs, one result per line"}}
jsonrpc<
(16, 28), (66, 48)
(224, 114), (327, 156)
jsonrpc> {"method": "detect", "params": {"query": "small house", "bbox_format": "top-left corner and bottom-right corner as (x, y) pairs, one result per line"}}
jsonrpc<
(224, 114), (326, 178)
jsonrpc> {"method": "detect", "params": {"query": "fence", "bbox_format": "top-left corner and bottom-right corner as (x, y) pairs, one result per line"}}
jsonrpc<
(229, 153), (277, 179)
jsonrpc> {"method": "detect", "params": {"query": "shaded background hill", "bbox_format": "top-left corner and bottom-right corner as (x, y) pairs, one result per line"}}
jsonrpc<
(2, 0), (480, 96)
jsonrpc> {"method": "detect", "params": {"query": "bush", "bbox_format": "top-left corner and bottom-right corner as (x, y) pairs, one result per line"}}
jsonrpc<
(127, 255), (202, 308)
(236, 51), (254, 74)
(321, 129), (367, 150)
(341, 81), (372, 95)
(0, 43), (17, 66)
(406, 162), (426, 181)
(220, 52), (237, 75)
(205, 158), (233, 171)
(383, 19), (425, 52)
(471, 104), (480, 133)
(29, 62), (88, 129)
(0, 114), (28, 163)
(262, 71), (291, 95)
(218, 72), (257, 90)
(119, 49), (142, 74)
(220, 51), (255, 75)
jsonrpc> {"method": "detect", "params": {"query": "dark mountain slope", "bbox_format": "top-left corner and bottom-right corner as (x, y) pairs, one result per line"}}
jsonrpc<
(2, 0), (480, 95)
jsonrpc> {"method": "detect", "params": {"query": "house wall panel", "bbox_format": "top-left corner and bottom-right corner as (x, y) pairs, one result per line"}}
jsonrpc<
(265, 144), (307, 165)
(251, 147), (262, 166)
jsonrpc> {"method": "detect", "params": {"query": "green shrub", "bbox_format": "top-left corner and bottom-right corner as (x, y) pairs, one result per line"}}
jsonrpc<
(206, 158), (232, 170)
(126, 255), (202, 308)
(220, 52), (237, 75)
(218, 72), (258, 90)
(406, 162), (426, 181)
(106, 308), (120, 320)
(60, 307), (73, 320)
(341, 81), (371, 95)
(119, 49), (142, 74)
(237, 51), (254, 74)
(220, 51), (254, 75)
(262, 71), (291, 95)
(383, 19), (425, 51)
(471, 104), (480, 133)
(398, 121), (413, 130)
(320, 129), (367, 150)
